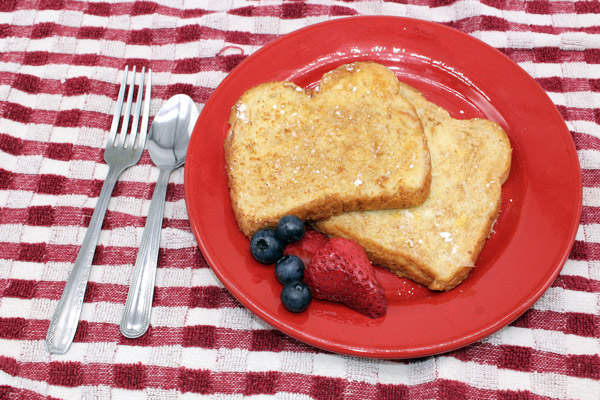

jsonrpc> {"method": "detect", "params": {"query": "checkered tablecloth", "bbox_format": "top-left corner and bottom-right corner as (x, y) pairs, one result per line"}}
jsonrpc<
(0, 1), (598, 399)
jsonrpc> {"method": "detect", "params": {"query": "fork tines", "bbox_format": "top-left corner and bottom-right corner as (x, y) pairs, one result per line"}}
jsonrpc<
(109, 66), (152, 150)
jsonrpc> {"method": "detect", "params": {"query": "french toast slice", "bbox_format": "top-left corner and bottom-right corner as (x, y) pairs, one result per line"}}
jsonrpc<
(314, 82), (512, 291)
(225, 62), (431, 237)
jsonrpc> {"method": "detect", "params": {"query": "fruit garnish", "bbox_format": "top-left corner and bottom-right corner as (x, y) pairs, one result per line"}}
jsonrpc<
(250, 228), (284, 264)
(283, 229), (329, 267)
(281, 281), (312, 312)
(275, 255), (305, 285)
(306, 237), (387, 318)
(276, 215), (305, 243)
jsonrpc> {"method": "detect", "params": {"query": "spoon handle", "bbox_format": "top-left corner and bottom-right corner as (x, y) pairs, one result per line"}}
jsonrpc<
(120, 168), (171, 338)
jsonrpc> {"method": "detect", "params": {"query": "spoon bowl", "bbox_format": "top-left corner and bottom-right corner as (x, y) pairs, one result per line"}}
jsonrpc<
(148, 94), (198, 170)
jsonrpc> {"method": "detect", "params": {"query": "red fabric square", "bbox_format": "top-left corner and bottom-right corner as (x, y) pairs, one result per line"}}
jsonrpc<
(192, 248), (209, 269)
(48, 361), (83, 387)
(526, 0), (550, 14)
(13, 74), (41, 93)
(0, 385), (13, 398)
(77, 26), (105, 39)
(0, 24), (10, 38)
(128, 29), (153, 45)
(575, 1), (600, 13)
(83, 281), (98, 303)
(31, 22), (55, 38)
(18, 243), (46, 262)
(0, 318), (26, 339)
(176, 25), (203, 43)
(0, 169), (13, 189)
(570, 241), (587, 260)
(91, 245), (104, 265)
(481, 15), (507, 31)
(183, 9), (211, 18)
(55, 109), (81, 127)
(330, 5), (357, 16)
(281, 2), (305, 19)
(189, 286), (222, 308)
(536, 77), (563, 92)
(5, 280), (36, 299)
(556, 275), (593, 292)
(175, 58), (201, 74)
(4, 102), (32, 123)
(0, 356), (19, 377)
(311, 376), (344, 400)
(72, 54), (98, 66)
(113, 364), (146, 389)
(183, 325), (215, 348)
(221, 54), (246, 73)
(119, 326), (153, 346)
(28, 205), (55, 226)
(46, 142), (73, 161)
(24, 52), (49, 66)
(567, 354), (600, 379)
(89, 180), (103, 198)
(245, 371), (278, 395)
(37, 174), (65, 195)
(0, 0), (16, 12)
(439, 380), (468, 400)
(0, 133), (23, 156)
(39, 0), (63, 10)
(229, 6), (253, 16)
(590, 79), (600, 92)
(72, 320), (88, 342)
(251, 330), (282, 351)
(122, 59), (150, 71)
(224, 31), (253, 45)
(498, 345), (532, 372)
(132, 1), (158, 15)
(376, 383), (408, 400)
(167, 82), (193, 99)
(178, 368), (211, 394)
(64, 77), (90, 96)
(87, 2), (110, 16)
(534, 47), (561, 63)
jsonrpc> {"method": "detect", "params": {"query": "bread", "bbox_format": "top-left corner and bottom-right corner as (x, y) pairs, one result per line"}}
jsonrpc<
(314, 82), (512, 291)
(225, 62), (431, 237)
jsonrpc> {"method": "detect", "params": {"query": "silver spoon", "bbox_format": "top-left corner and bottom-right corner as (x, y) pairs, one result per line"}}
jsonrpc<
(120, 94), (199, 338)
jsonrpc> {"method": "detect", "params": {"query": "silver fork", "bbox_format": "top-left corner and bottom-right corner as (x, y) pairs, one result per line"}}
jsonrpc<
(46, 66), (152, 354)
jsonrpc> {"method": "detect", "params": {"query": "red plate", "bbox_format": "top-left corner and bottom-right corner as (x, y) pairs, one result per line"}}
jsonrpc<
(184, 17), (581, 358)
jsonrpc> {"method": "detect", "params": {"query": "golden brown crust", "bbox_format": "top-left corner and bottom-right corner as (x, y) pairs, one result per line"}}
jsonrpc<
(225, 62), (432, 237)
(314, 83), (512, 291)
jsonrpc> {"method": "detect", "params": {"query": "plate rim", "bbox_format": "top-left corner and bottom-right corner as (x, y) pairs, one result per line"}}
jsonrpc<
(184, 16), (582, 358)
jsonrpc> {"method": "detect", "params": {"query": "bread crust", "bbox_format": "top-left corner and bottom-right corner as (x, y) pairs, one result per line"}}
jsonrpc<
(314, 84), (512, 291)
(225, 62), (432, 237)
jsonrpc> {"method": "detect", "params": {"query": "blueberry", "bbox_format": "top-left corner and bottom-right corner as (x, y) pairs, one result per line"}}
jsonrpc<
(250, 228), (284, 264)
(281, 281), (312, 312)
(276, 215), (305, 243)
(275, 255), (305, 284)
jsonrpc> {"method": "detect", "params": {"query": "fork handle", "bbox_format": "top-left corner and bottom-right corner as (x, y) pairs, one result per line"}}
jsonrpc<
(46, 165), (123, 354)
(120, 168), (171, 338)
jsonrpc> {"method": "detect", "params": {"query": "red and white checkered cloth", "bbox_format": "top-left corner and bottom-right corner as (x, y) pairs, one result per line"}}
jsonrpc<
(0, 1), (598, 399)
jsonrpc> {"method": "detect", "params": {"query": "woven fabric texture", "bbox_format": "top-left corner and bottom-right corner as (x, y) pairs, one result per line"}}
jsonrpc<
(0, 1), (598, 399)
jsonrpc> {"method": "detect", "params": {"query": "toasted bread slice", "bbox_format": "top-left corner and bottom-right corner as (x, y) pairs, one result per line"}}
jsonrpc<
(225, 62), (431, 237)
(314, 83), (512, 291)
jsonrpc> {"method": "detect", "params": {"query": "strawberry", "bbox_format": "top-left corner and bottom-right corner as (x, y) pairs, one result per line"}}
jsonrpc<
(306, 237), (387, 318)
(283, 229), (329, 267)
